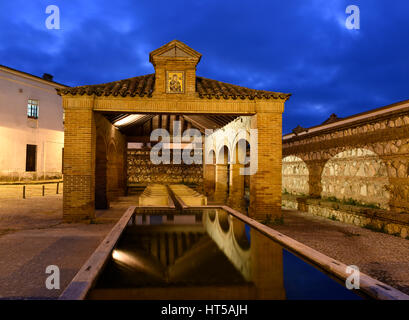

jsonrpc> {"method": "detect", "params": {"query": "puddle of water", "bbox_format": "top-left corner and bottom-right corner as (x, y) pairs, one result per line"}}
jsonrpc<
(88, 209), (364, 300)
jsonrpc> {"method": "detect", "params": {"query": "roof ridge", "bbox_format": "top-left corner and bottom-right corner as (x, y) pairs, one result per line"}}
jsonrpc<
(58, 73), (291, 100)
(71, 73), (155, 89)
(196, 75), (289, 96)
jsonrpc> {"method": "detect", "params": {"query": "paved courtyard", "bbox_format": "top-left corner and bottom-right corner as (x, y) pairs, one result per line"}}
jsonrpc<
(0, 195), (407, 298)
(0, 195), (129, 299)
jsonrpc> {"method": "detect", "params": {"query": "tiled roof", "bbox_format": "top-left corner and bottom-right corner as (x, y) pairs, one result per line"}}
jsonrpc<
(196, 77), (290, 100)
(57, 74), (155, 97)
(57, 74), (290, 100)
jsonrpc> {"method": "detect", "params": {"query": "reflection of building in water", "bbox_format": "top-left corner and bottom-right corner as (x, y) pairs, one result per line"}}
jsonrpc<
(203, 210), (286, 299)
(88, 211), (285, 300)
(250, 224), (286, 299)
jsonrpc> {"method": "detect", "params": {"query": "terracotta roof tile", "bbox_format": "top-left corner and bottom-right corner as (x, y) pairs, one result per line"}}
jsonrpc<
(196, 77), (290, 100)
(58, 74), (155, 98)
(57, 74), (291, 100)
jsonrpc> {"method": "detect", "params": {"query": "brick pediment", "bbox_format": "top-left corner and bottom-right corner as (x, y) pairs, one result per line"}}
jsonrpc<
(149, 40), (202, 65)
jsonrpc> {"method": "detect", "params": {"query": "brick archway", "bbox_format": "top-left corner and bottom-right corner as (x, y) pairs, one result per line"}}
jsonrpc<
(59, 40), (290, 221)
(214, 145), (230, 203)
(228, 138), (250, 212)
(95, 134), (108, 209)
(282, 155), (309, 196)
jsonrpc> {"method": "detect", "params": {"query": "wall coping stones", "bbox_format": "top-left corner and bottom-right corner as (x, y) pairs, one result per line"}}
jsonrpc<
(282, 196), (409, 239)
(283, 194), (409, 226)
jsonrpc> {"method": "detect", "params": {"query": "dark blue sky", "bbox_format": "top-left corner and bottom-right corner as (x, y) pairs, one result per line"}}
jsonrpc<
(1, 0), (408, 134)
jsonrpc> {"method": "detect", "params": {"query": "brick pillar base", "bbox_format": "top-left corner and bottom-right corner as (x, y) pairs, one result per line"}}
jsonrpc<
(203, 164), (216, 197)
(249, 112), (283, 220)
(95, 157), (109, 209)
(214, 164), (228, 203)
(63, 98), (96, 222)
(227, 163), (246, 211)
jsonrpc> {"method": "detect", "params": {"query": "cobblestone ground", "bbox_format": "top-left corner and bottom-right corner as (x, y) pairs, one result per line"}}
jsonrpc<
(274, 209), (409, 295)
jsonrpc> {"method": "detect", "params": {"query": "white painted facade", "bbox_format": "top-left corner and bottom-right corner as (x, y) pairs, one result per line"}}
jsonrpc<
(0, 66), (66, 181)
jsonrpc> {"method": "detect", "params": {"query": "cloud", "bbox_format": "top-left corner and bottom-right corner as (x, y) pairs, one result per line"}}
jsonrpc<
(0, 0), (408, 134)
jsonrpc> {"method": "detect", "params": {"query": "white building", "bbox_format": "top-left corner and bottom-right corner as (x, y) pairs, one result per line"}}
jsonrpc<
(0, 65), (66, 181)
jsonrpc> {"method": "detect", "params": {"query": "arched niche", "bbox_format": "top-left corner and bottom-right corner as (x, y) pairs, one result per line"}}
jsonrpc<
(321, 148), (389, 209)
(282, 155), (309, 196)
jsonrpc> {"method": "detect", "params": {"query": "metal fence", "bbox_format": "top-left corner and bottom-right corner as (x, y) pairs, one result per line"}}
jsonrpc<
(0, 181), (63, 200)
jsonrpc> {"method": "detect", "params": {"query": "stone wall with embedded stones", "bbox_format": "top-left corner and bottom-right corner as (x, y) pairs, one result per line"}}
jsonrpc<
(127, 149), (203, 186)
(282, 156), (309, 195)
(321, 148), (390, 209)
(282, 104), (409, 212)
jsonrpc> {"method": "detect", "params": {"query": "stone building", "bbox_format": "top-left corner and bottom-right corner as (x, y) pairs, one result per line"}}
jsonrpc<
(57, 40), (291, 222)
(0, 65), (66, 181)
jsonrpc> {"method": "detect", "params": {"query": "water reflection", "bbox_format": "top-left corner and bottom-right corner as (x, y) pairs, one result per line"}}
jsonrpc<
(203, 209), (285, 299)
(89, 209), (362, 300)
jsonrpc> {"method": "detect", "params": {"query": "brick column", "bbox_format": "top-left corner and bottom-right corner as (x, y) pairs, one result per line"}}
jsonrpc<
(63, 97), (96, 222)
(214, 164), (228, 203)
(249, 111), (283, 220)
(227, 163), (245, 210)
(95, 152), (108, 209)
(203, 164), (216, 196)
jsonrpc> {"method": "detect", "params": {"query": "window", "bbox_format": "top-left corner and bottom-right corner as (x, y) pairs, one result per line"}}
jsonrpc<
(26, 144), (37, 172)
(27, 99), (39, 119)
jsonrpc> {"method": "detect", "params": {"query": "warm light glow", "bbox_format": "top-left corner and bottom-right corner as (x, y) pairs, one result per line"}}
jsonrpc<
(114, 114), (144, 127)
(112, 249), (121, 260)
(110, 249), (163, 279)
(111, 249), (142, 267)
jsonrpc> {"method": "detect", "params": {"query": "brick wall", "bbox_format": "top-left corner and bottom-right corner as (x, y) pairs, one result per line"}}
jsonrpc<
(249, 112), (283, 220)
(63, 98), (96, 221)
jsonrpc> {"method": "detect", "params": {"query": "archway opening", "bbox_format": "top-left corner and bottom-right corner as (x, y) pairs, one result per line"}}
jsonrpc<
(95, 135), (109, 209)
(217, 209), (230, 233)
(206, 149), (217, 197)
(230, 138), (251, 214)
(232, 218), (250, 250)
(214, 145), (230, 203)
(282, 155), (309, 196)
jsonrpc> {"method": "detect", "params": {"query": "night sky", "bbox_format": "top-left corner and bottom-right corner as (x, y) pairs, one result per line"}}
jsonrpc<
(1, 0), (408, 134)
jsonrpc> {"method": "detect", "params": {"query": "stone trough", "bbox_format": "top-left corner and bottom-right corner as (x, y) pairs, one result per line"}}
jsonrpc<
(168, 184), (207, 206)
(138, 184), (172, 207)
